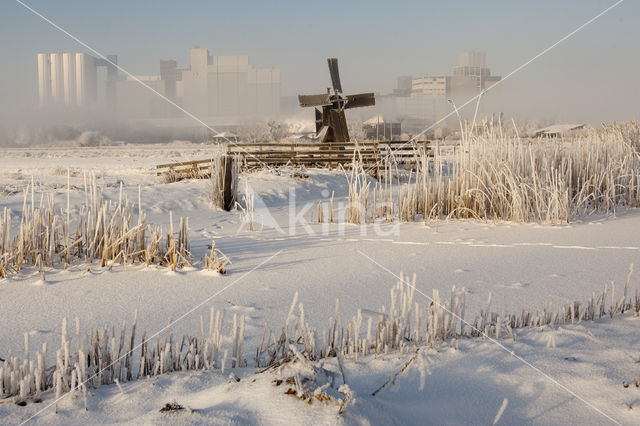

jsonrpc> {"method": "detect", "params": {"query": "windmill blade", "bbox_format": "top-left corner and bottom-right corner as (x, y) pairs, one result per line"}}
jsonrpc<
(315, 108), (324, 133)
(345, 92), (375, 109)
(327, 58), (343, 94)
(299, 94), (331, 107)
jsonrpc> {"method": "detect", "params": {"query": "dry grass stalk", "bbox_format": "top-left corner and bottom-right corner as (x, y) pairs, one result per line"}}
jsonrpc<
(204, 240), (231, 273)
(342, 149), (371, 224)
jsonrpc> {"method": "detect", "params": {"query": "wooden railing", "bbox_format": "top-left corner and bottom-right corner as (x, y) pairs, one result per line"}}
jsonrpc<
(156, 140), (430, 177)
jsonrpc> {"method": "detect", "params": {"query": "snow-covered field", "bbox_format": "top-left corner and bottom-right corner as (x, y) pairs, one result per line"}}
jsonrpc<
(1, 143), (639, 425)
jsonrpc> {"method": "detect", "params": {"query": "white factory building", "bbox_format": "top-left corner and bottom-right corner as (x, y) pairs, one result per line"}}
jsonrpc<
(37, 53), (117, 108)
(410, 51), (501, 100)
(452, 51), (501, 91)
(387, 51), (502, 123)
(181, 48), (280, 119)
(410, 75), (478, 98)
(115, 48), (280, 121)
(37, 48), (280, 122)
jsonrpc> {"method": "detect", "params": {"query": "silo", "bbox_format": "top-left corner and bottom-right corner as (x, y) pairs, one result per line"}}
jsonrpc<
(37, 53), (51, 107)
(50, 53), (64, 103)
(75, 53), (97, 106)
(75, 53), (86, 106)
(62, 53), (76, 106)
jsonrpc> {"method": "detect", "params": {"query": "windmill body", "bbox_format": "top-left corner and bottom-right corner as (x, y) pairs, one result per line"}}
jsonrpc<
(298, 58), (375, 142)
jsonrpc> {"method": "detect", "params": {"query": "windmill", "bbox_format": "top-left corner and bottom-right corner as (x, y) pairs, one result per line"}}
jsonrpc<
(298, 58), (375, 142)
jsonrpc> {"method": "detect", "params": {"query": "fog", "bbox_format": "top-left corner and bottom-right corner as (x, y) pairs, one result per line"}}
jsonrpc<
(1, 0), (638, 146)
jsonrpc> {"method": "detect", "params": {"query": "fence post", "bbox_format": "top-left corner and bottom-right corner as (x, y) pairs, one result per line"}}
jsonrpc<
(222, 156), (235, 211)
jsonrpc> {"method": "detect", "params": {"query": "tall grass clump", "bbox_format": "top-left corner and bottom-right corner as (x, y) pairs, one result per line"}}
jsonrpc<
(346, 121), (640, 225)
(601, 121), (640, 153)
(343, 150), (370, 224)
(338, 142), (427, 225)
(0, 176), (226, 277)
(423, 120), (640, 222)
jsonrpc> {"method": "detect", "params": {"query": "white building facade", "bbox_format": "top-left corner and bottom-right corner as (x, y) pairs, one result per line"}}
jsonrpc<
(37, 52), (107, 107)
(391, 51), (502, 125)
(40, 48), (281, 122)
(452, 51), (500, 91)
(180, 48), (280, 120)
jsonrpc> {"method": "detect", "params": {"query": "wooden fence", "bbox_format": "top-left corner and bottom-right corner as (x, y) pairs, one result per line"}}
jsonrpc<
(156, 140), (430, 178)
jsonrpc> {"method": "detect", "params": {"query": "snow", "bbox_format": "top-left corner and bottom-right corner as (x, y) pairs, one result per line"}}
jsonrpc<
(363, 115), (386, 126)
(1, 144), (640, 424)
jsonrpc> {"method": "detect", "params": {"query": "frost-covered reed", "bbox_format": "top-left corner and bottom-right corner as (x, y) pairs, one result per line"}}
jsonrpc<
(3, 266), (638, 405)
(204, 240), (231, 273)
(0, 307), (244, 405)
(408, 120), (640, 222)
(339, 121), (640, 225)
(343, 151), (370, 224)
(0, 177), (225, 277)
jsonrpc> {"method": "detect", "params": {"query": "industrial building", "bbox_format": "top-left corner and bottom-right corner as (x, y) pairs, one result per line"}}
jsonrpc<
(179, 48), (280, 119)
(362, 115), (402, 140)
(410, 75), (478, 98)
(409, 51), (501, 100)
(388, 51), (502, 124)
(393, 76), (413, 97)
(115, 49), (280, 121)
(114, 75), (171, 119)
(452, 51), (501, 91)
(37, 48), (280, 122)
(37, 53), (117, 108)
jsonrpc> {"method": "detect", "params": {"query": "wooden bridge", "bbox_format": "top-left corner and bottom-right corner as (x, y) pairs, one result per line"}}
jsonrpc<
(156, 140), (430, 178)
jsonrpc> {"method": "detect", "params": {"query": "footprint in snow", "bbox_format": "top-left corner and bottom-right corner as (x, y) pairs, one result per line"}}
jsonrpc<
(498, 281), (529, 289)
(225, 301), (260, 312)
(28, 329), (52, 336)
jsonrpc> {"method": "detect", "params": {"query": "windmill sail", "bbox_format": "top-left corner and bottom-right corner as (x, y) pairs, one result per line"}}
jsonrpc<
(327, 58), (343, 94)
(298, 94), (332, 107)
(315, 108), (324, 133)
(345, 92), (375, 109)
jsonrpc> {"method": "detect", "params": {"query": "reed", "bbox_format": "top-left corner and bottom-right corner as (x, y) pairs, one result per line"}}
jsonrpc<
(236, 180), (257, 231)
(342, 149), (371, 225)
(204, 240), (231, 274)
(346, 121), (640, 225)
(0, 177), (227, 277)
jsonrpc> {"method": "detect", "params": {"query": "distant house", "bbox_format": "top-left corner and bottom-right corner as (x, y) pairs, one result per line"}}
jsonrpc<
(533, 124), (585, 138)
(211, 131), (238, 143)
(363, 116), (402, 140)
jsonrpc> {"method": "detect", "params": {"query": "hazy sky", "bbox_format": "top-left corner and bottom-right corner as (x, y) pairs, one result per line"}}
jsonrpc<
(1, 0), (638, 124)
